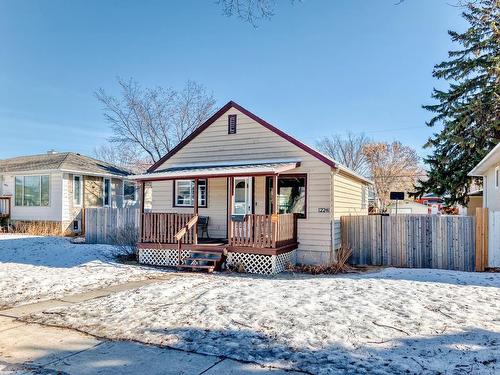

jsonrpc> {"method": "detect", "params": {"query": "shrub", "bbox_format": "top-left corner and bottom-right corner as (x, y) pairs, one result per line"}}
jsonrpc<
(108, 224), (139, 262)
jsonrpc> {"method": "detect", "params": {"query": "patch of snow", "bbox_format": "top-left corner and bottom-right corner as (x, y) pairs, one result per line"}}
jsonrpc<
(28, 268), (500, 374)
(0, 234), (164, 308)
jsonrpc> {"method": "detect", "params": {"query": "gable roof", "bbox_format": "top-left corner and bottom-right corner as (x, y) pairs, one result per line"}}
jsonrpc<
(147, 101), (372, 184)
(468, 142), (500, 176)
(0, 152), (131, 177)
(149, 101), (337, 172)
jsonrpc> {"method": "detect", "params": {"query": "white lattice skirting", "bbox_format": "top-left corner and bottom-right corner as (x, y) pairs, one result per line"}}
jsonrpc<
(226, 250), (296, 275)
(139, 248), (190, 267)
(139, 248), (296, 275)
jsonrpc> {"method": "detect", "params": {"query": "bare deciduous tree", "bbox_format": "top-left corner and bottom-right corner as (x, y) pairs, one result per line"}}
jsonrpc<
(93, 143), (150, 173)
(95, 78), (216, 165)
(362, 142), (424, 211)
(218, 0), (276, 24)
(316, 132), (371, 177)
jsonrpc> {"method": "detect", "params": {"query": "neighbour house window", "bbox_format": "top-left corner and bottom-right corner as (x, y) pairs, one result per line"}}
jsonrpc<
(174, 179), (207, 207)
(496, 166), (499, 189)
(103, 178), (111, 207)
(14, 175), (50, 207)
(266, 175), (307, 219)
(123, 180), (137, 203)
(228, 114), (237, 134)
(73, 175), (83, 207)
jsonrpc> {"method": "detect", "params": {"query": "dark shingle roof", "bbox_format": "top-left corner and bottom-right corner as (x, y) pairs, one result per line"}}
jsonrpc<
(0, 152), (131, 176)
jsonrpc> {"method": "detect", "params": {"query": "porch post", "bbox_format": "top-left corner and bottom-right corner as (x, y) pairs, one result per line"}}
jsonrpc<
(272, 174), (278, 215)
(228, 177), (234, 245)
(139, 180), (145, 243)
(272, 174), (278, 248)
(194, 178), (199, 244)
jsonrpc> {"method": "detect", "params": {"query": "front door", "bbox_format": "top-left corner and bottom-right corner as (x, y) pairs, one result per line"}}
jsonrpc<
(233, 177), (252, 216)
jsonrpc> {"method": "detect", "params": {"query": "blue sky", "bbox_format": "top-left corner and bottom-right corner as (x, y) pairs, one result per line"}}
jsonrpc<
(0, 0), (466, 160)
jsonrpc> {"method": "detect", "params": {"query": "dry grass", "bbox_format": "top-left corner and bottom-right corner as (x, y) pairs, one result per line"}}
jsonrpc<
(12, 221), (67, 236)
(288, 246), (354, 275)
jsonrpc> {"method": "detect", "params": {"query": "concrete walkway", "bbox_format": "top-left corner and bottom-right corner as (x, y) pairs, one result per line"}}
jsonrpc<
(0, 279), (305, 375)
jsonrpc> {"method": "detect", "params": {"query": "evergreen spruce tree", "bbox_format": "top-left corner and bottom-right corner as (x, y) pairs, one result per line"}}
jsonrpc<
(414, 0), (500, 205)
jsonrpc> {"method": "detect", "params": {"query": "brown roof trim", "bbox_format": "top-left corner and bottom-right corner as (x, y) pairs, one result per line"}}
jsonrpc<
(147, 101), (336, 173)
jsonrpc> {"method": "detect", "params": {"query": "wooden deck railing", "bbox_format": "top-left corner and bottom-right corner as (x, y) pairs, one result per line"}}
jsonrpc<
(175, 215), (199, 264)
(230, 213), (297, 248)
(141, 213), (197, 244)
(0, 197), (11, 218)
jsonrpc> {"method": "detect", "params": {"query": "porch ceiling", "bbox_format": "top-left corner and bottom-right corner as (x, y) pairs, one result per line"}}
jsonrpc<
(131, 160), (301, 181)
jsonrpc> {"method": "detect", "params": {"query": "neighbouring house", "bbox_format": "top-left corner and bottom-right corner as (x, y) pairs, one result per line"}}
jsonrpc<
(387, 200), (429, 215)
(459, 189), (483, 216)
(469, 143), (500, 268)
(132, 101), (372, 274)
(0, 152), (138, 233)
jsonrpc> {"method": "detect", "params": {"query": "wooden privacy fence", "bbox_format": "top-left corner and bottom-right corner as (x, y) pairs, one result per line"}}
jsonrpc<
(341, 214), (478, 272)
(85, 208), (140, 244)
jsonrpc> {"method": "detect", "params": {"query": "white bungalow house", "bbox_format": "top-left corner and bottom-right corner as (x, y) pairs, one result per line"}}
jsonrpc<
(469, 143), (500, 268)
(132, 101), (372, 274)
(0, 152), (138, 233)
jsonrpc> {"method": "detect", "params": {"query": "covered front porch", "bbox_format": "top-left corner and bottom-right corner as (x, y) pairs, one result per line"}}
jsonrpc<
(134, 160), (302, 274)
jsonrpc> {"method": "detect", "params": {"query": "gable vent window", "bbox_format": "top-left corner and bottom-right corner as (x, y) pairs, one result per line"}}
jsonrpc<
(228, 114), (237, 134)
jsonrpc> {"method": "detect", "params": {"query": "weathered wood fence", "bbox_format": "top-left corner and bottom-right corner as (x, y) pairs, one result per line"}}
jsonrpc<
(341, 214), (477, 272)
(84, 208), (140, 244)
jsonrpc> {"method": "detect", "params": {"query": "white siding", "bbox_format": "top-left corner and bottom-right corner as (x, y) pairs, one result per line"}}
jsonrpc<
(3, 172), (63, 222)
(484, 165), (500, 211)
(154, 107), (334, 264)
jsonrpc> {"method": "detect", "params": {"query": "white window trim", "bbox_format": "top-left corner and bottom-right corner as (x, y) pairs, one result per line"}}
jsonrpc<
(123, 180), (137, 205)
(103, 178), (111, 207)
(73, 175), (83, 207)
(14, 175), (50, 207)
(174, 179), (207, 208)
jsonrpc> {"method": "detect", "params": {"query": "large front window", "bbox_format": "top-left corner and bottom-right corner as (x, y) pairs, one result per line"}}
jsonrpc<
(174, 179), (207, 207)
(266, 175), (307, 218)
(15, 175), (50, 207)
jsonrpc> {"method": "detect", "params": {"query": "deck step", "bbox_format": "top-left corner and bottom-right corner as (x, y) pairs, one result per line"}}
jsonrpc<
(189, 250), (223, 256)
(177, 264), (215, 272)
(183, 257), (220, 263)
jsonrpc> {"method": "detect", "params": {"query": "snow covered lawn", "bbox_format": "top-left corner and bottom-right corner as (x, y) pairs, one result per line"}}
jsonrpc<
(27, 268), (500, 374)
(0, 234), (165, 308)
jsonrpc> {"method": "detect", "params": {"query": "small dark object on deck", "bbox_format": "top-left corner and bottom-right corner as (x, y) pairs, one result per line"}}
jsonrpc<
(198, 216), (210, 239)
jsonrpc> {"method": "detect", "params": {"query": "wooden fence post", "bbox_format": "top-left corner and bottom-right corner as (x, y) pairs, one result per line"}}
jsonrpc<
(475, 207), (488, 272)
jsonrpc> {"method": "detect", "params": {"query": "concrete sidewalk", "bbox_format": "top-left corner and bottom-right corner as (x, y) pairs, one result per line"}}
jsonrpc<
(0, 316), (305, 374)
(0, 279), (305, 375)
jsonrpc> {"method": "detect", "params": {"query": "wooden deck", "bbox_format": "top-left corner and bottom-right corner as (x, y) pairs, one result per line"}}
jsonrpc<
(139, 212), (298, 256)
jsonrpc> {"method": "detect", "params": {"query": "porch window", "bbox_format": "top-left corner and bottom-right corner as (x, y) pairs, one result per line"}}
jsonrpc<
(266, 175), (307, 218)
(174, 179), (207, 207)
(14, 175), (50, 207)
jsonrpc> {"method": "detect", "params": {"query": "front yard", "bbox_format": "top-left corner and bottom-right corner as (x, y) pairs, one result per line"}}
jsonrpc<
(0, 234), (165, 308)
(1, 235), (499, 374)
